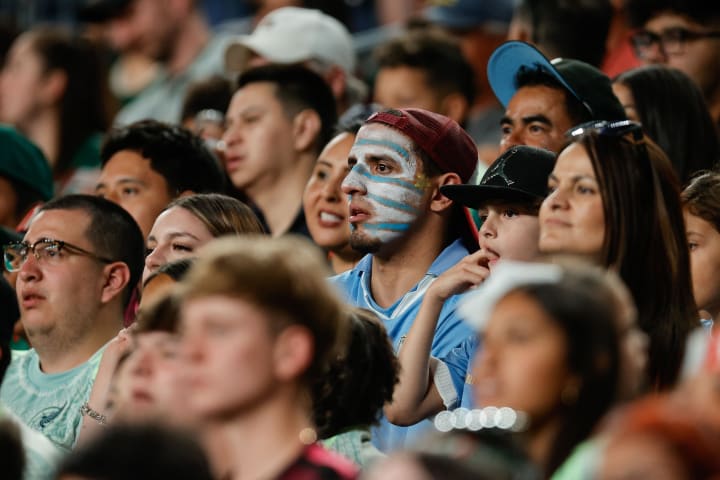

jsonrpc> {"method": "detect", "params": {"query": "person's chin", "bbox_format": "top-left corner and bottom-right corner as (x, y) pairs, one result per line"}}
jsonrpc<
(349, 229), (381, 254)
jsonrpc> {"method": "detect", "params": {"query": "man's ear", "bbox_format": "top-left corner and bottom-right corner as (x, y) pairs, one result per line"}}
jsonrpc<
(273, 325), (314, 382)
(292, 109), (322, 153)
(100, 263), (131, 305)
(429, 172), (462, 214)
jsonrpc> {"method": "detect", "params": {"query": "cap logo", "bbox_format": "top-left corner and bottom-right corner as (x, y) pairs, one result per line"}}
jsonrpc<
(484, 150), (516, 186)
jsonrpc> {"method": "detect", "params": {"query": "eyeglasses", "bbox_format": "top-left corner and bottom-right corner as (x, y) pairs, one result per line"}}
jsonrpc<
(567, 120), (643, 141)
(3, 237), (114, 273)
(631, 27), (720, 59)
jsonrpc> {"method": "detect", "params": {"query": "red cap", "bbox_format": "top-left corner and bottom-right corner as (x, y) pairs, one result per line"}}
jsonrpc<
(365, 108), (478, 183)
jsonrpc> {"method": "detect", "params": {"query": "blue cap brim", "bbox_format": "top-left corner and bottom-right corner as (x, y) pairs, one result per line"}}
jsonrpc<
(487, 41), (580, 108)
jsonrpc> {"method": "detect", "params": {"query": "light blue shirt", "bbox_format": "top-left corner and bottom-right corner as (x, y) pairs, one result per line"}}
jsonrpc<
(434, 334), (479, 410)
(329, 239), (475, 451)
(0, 347), (105, 454)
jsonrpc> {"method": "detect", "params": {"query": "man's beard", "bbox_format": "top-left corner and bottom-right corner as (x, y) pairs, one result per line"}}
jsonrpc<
(349, 230), (382, 254)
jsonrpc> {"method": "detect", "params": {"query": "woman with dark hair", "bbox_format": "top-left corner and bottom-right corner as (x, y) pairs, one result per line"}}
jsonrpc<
(612, 65), (720, 185)
(0, 26), (111, 195)
(540, 120), (697, 390)
(459, 261), (622, 477)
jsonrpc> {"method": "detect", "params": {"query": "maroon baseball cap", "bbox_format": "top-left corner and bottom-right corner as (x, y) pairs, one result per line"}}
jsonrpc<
(364, 108), (478, 183)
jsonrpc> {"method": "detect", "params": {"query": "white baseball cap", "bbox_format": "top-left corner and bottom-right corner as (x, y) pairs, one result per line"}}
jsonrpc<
(225, 7), (356, 75)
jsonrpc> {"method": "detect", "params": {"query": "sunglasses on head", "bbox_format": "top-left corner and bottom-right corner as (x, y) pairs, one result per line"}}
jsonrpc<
(567, 120), (643, 142)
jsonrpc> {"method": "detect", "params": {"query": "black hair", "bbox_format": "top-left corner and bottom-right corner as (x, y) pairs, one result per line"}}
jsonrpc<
(0, 275), (17, 383)
(101, 120), (226, 196)
(8, 180), (43, 223)
(142, 258), (194, 288)
(180, 75), (234, 123)
(613, 66), (720, 184)
(313, 308), (399, 438)
(626, 0), (720, 28)
(0, 419), (23, 480)
(514, 267), (620, 476)
(55, 424), (214, 480)
(38, 194), (144, 307)
(237, 64), (338, 154)
(515, 65), (592, 126)
(373, 29), (476, 108)
(517, 0), (613, 67)
(334, 102), (384, 137)
(28, 26), (110, 177)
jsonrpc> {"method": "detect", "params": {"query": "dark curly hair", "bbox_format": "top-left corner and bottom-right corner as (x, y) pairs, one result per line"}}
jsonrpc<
(313, 308), (399, 438)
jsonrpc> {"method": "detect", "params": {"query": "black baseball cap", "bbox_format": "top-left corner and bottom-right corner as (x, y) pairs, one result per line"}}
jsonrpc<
(77, 0), (132, 23)
(487, 41), (627, 122)
(441, 145), (556, 209)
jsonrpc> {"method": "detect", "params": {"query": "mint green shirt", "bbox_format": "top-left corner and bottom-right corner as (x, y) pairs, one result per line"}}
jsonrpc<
(0, 347), (105, 452)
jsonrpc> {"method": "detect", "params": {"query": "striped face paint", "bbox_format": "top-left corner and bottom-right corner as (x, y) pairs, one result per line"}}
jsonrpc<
(343, 124), (429, 252)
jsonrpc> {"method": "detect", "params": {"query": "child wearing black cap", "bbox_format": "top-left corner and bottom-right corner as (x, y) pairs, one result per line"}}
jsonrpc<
(385, 145), (556, 425)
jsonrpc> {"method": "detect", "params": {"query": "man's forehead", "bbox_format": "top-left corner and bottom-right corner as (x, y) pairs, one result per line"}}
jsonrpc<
(24, 209), (89, 242)
(508, 86), (573, 123)
(354, 123), (416, 154)
(645, 11), (697, 30)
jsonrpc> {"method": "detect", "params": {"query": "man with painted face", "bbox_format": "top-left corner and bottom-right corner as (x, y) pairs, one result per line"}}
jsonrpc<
(330, 108), (478, 451)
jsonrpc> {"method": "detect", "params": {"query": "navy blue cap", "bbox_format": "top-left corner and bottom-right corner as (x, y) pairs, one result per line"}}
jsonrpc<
(424, 0), (514, 29)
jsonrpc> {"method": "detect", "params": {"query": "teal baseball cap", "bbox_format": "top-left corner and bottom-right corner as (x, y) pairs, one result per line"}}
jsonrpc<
(0, 126), (54, 201)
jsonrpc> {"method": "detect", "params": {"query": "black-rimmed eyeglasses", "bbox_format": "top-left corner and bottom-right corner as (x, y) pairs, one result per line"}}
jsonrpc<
(631, 27), (720, 59)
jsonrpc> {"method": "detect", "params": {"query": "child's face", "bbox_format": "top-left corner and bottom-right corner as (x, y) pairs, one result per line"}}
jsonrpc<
(685, 210), (720, 316)
(477, 201), (540, 270)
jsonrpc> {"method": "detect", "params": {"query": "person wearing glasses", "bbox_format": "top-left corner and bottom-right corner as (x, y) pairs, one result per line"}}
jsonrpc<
(627, 0), (720, 126)
(539, 120), (697, 391)
(0, 195), (144, 469)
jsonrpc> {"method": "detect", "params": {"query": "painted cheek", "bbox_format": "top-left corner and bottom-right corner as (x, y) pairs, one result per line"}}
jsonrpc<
(342, 165), (367, 193)
(362, 173), (425, 240)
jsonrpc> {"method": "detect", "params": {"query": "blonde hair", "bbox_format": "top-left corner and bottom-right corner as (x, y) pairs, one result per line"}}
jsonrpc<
(179, 235), (346, 383)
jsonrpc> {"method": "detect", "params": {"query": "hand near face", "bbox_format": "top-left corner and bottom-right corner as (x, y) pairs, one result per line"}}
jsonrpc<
(427, 249), (491, 302)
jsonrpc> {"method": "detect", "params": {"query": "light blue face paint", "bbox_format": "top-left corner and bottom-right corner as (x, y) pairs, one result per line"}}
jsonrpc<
(343, 125), (428, 246)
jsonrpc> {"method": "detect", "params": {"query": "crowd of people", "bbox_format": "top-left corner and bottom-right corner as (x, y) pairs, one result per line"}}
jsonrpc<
(1, 0), (720, 479)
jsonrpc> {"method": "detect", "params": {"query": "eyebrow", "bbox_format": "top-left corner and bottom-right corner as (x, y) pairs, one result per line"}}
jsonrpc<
(521, 114), (553, 126)
(548, 173), (597, 183)
(315, 160), (334, 168)
(98, 177), (147, 189)
(500, 114), (553, 127)
(147, 231), (202, 244)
